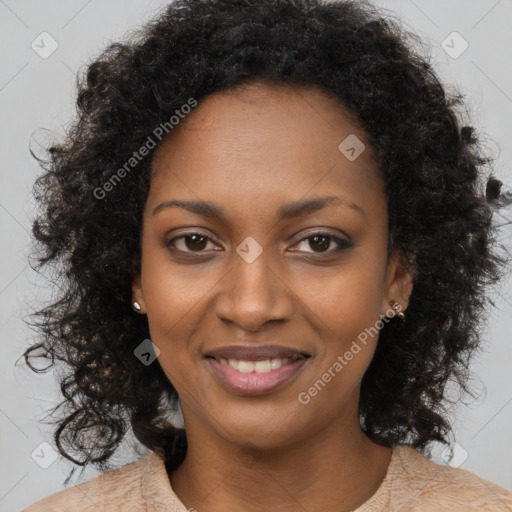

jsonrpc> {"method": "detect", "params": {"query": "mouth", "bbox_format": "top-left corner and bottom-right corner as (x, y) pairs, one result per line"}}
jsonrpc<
(204, 345), (311, 395)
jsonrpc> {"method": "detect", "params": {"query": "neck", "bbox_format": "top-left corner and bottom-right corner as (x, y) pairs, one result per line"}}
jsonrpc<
(168, 414), (392, 512)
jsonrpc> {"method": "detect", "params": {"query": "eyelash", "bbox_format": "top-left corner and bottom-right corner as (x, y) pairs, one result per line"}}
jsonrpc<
(165, 231), (351, 257)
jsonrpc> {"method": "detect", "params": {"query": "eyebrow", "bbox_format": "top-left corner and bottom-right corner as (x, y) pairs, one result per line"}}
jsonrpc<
(152, 195), (365, 221)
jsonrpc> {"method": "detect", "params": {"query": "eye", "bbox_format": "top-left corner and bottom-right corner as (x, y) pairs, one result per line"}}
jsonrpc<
(165, 230), (352, 256)
(166, 232), (218, 253)
(292, 232), (351, 254)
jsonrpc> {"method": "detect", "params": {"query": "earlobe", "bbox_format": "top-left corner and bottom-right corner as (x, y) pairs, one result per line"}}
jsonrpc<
(131, 273), (146, 314)
(395, 260), (414, 303)
(382, 250), (415, 318)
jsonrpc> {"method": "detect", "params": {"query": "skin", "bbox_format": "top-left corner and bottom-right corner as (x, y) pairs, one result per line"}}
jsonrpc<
(131, 80), (414, 512)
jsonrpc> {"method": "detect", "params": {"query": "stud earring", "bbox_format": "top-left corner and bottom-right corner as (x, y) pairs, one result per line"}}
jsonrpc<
(390, 301), (405, 320)
(132, 301), (142, 313)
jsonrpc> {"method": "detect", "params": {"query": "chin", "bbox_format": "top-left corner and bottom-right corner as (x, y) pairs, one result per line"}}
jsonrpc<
(209, 404), (309, 451)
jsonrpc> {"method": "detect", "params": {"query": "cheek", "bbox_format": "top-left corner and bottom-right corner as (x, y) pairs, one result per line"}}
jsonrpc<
(139, 243), (211, 388)
(297, 251), (386, 336)
(140, 236), (213, 338)
(295, 252), (385, 388)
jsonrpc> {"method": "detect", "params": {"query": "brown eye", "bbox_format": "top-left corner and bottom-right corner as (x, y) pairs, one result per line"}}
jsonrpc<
(166, 233), (216, 253)
(308, 235), (331, 252)
(294, 232), (351, 254)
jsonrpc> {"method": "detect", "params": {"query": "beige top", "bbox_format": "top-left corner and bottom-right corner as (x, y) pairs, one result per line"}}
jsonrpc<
(24, 444), (512, 511)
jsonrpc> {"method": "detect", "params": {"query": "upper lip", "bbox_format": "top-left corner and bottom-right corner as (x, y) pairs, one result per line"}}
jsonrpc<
(205, 344), (310, 361)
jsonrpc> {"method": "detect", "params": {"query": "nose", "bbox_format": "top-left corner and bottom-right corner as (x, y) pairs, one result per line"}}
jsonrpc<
(214, 250), (294, 332)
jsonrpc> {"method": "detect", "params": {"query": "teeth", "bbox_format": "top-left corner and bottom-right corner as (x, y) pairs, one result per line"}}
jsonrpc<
(254, 360), (271, 373)
(219, 357), (293, 373)
(271, 358), (282, 370)
(238, 360), (255, 373)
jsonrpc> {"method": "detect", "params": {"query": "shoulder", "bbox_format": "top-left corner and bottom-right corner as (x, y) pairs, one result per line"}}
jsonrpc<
(388, 444), (512, 511)
(23, 451), (159, 512)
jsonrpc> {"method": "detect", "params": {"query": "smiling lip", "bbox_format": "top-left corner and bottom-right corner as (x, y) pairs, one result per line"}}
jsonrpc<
(205, 344), (310, 396)
(205, 344), (309, 361)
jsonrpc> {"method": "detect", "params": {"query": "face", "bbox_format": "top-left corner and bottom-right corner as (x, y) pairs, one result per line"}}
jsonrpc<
(132, 80), (413, 451)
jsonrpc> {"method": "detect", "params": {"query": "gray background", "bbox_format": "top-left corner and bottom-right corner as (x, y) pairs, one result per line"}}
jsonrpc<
(1, 1), (511, 510)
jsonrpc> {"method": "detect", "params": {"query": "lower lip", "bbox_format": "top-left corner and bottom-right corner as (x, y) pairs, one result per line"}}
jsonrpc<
(206, 357), (308, 396)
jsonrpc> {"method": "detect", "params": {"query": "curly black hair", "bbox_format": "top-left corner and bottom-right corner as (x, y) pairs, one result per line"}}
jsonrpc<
(21, 0), (512, 482)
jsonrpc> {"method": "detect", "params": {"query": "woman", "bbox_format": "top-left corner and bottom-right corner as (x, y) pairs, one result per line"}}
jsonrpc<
(23, 0), (512, 510)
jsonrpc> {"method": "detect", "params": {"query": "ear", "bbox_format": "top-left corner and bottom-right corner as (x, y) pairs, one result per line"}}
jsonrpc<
(131, 273), (146, 313)
(381, 249), (415, 318)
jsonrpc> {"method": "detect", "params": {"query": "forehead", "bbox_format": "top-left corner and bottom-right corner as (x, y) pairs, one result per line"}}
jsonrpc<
(154, 80), (376, 163)
(148, 81), (384, 222)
